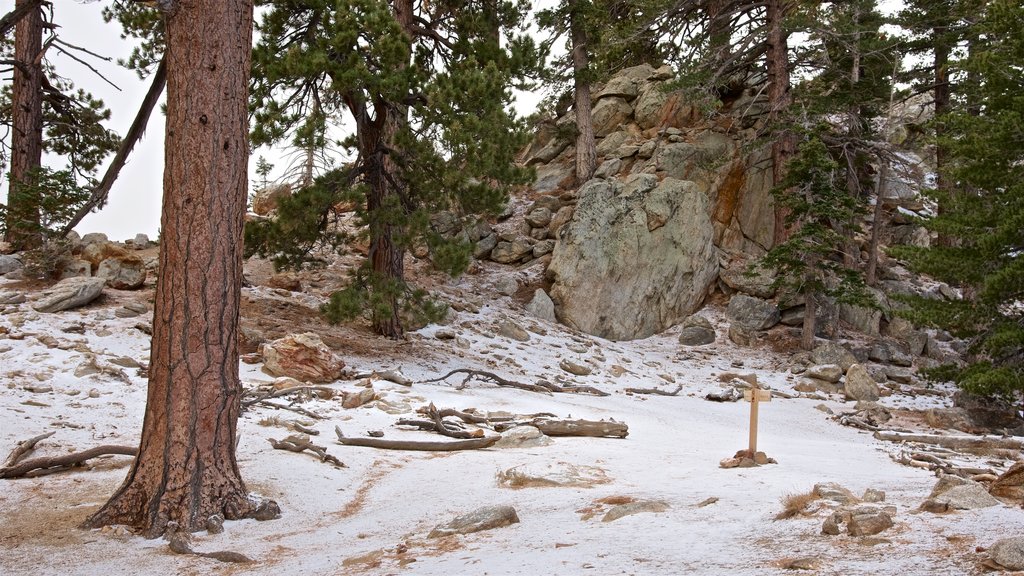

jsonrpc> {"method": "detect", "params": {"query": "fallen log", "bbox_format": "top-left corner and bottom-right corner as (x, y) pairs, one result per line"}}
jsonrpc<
(624, 385), (682, 396)
(0, 445), (137, 479)
(874, 431), (1023, 451)
(335, 427), (498, 451)
(529, 418), (628, 439)
(4, 431), (55, 467)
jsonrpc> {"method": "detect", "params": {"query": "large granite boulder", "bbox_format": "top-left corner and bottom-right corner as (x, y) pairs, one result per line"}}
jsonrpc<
(262, 333), (345, 383)
(32, 277), (106, 313)
(548, 177), (718, 340)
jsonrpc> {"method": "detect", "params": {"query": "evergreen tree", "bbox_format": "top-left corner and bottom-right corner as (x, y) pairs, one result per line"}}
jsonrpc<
(894, 0), (1024, 400)
(0, 1), (119, 250)
(762, 131), (872, 350)
(249, 0), (538, 337)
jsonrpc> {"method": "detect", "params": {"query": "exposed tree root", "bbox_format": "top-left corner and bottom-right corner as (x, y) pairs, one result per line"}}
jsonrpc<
(4, 431), (55, 467)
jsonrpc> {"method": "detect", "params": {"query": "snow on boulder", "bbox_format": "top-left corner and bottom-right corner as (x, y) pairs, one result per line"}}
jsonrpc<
(262, 332), (345, 383)
(32, 276), (106, 313)
(844, 364), (880, 402)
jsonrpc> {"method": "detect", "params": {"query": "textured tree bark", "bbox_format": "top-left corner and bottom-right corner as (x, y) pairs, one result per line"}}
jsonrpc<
(766, 0), (795, 247)
(82, 0), (272, 538)
(933, 27), (953, 247)
(801, 289), (817, 351)
(570, 1), (596, 183)
(5, 0), (44, 250)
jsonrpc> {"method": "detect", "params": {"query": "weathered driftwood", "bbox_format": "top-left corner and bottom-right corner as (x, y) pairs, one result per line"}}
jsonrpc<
(243, 385), (338, 408)
(0, 445), (137, 479)
(529, 418), (628, 439)
(838, 414), (881, 431)
(624, 385), (682, 396)
(351, 370), (412, 386)
(874, 431), (1024, 451)
(335, 426), (499, 451)
(421, 368), (608, 396)
(268, 435), (344, 467)
(4, 431), (55, 467)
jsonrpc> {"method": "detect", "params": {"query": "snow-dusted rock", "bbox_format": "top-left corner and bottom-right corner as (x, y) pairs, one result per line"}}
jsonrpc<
(428, 505), (519, 538)
(844, 364), (880, 402)
(32, 277), (105, 313)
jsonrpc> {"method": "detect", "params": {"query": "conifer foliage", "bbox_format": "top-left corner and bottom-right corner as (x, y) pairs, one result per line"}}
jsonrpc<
(895, 1), (1024, 399)
(248, 0), (538, 338)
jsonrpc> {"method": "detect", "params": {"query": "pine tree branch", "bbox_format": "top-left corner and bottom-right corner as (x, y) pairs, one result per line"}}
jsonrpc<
(0, 0), (44, 40)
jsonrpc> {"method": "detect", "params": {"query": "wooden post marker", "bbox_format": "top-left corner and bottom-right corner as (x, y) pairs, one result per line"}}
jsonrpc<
(721, 376), (776, 469)
(742, 379), (771, 456)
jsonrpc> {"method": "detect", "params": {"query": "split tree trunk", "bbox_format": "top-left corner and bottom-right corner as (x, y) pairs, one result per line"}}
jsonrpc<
(766, 0), (795, 247)
(82, 0), (267, 537)
(570, 1), (596, 183)
(5, 0), (44, 251)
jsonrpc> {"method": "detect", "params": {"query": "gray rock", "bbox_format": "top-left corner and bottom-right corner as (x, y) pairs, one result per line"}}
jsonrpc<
(805, 364), (843, 383)
(990, 537), (1024, 571)
(634, 86), (668, 129)
(595, 74), (641, 100)
(813, 482), (857, 505)
(525, 207), (553, 228)
(953, 391), (1022, 430)
(80, 232), (109, 246)
(596, 130), (633, 157)
(862, 489), (886, 503)
(32, 277), (105, 313)
(728, 323), (756, 346)
(811, 342), (857, 372)
(590, 97), (633, 137)
(494, 425), (552, 449)
(719, 258), (776, 299)
(60, 259), (91, 279)
(495, 320), (530, 342)
(678, 326), (716, 346)
(493, 276), (518, 296)
(602, 499), (670, 522)
(726, 294), (780, 331)
(490, 239), (534, 264)
(96, 256), (147, 290)
(0, 254), (22, 275)
(559, 358), (592, 376)
(474, 234), (498, 259)
(931, 483), (1000, 510)
(131, 233), (151, 248)
(525, 289), (556, 323)
(594, 158), (623, 179)
(533, 163), (574, 194)
(532, 239), (555, 258)
(844, 364), (880, 402)
(0, 289), (27, 305)
(848, 509), (893, 536)
(548, 178), (717, 340)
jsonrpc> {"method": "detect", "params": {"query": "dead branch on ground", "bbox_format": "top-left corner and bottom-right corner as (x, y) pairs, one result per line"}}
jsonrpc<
(624, 385), (682, 396)
(420, 368), (608, 396)
(526, 418), (629, 438)
(4, 431), (55, 467)
(243, 385), (338, 408)
(0, 445), (137, 479)
(874, 431), (1023, 451)
(335, 426), (498, 451)
(268, 435), (345, 467)
(255, 400), (324, 420)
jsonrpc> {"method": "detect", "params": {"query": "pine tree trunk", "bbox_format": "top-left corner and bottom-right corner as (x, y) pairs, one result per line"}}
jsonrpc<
(82, 0), (267, 538)
(5, 0), (43, 251)
(843, 9), (862, 269)
(570, 2), (596, 183)
(766, 0), (795, 247)
(865, 163), (888, 286)
(802, 290), (817, 351)
(364, 111), (406, 339)
(933, 28), (953, 247)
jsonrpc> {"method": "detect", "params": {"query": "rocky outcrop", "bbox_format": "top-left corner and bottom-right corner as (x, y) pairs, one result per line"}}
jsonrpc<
(547, 176), (717, 340)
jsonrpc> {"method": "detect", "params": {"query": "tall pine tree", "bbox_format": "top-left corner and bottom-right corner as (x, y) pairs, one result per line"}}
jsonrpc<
(249, 0), (538, 337)
(894, 0), (1024, 400)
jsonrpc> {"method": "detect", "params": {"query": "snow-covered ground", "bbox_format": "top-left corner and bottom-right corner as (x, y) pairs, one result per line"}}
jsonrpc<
(1, 268), (1021, 576)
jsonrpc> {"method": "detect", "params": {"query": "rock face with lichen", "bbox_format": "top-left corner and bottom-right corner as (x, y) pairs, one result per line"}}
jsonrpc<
(547, 176), (717, 340)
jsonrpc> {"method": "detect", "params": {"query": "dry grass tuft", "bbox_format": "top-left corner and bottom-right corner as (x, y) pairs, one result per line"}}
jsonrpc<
(774, 490), (819, 520)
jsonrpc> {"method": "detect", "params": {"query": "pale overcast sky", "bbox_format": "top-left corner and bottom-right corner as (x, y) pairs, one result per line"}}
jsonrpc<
(2, 0), (903, 242)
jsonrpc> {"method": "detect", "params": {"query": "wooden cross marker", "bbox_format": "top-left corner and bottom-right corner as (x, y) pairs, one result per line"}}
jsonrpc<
(743, 379), (771, 455)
